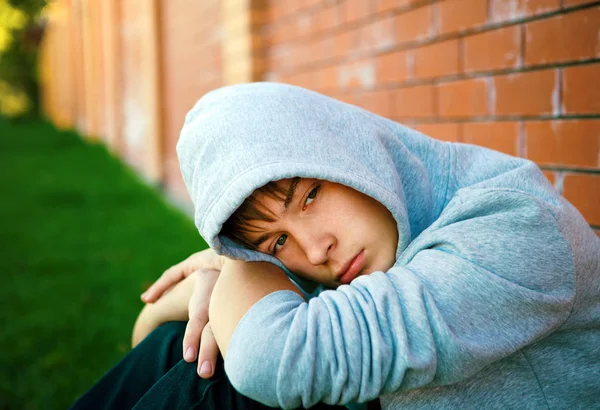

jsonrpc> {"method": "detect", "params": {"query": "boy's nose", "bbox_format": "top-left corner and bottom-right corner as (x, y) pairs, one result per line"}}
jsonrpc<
(296, 227), (334, 266)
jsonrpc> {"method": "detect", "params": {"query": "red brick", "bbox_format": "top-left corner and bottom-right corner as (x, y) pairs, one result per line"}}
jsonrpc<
(313, 4), (341, 34)
(490, 0), (560, 23)
(307, 38), (326, 65)
(333, 29), (357, 58)
(343, 0), (373, 24)
(304, 37), (332, 65)
(394, 4), (435, 45)
(525, 8), (600, 66)
(268, 26), (283, 46)
(302, 0), (322, 9)
(295, 0), (309, 10)
(360, 15), (396, 53)
(269, 2), (287, 22)
(272, 23), (294, 45)
(314, 65), (337, 92)
(463, 25), (522, 73)
(290, 42), (310, 69)
(357, 89), (393, 117)
(337, 61), (355, 90)
(277, 73), (294, 84)
(287, 70), (313, 89)
(562, 63), (600, 115)
(493, 69), (558, 116)
(263, 27), (275, 47)
(438, 0), (488, 35)
(413, 39), (459, 80)
(376, 50), (410, 84)
(294, 12), (313, 39)
(291, 1), (307, 14)
(438, 78), (488, 117)
(391, 85), (436, 118)
(525, 120), (600, 168)
(562, 173), (600, 225)
(337, 59), (377, 90)
(411, 122), (461, 142)
(542, 170), (556, 185)
(334, 92), (360, 106)
(463, 121), (520, 156)
(377, 0), (419, 13)
(266, 44), (291, 71)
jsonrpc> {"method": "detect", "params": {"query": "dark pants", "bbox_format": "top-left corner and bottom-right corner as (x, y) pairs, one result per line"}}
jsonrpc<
(71, 321), (375, 410)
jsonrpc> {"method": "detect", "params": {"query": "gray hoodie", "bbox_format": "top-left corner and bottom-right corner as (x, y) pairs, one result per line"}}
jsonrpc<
(177, 83), (600, 409)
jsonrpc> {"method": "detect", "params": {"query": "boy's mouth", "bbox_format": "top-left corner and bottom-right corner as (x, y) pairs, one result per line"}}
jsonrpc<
(338, 250), (366, 285)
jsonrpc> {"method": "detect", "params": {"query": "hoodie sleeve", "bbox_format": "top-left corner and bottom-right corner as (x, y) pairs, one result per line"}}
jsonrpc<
(223, 189), (576, 409)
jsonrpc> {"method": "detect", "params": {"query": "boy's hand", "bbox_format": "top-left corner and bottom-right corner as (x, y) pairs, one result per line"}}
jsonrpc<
(141, 248), (225, 303)
(132, 271), (198, 347)
(132, 267), (221, 378)
(182, 268), (221, 378)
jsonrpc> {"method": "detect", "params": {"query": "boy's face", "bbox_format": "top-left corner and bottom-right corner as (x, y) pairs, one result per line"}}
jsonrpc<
(244, 178), (398, 288)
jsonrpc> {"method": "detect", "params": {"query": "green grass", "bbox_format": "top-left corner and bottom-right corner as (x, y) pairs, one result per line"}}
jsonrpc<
(0, 118), (207, 409)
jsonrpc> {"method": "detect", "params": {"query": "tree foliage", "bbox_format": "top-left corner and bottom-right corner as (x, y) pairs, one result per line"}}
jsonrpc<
(0, 0), (46, 118)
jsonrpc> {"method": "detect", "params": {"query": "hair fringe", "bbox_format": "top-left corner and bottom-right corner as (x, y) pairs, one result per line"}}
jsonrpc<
(220, 178), (300, 250)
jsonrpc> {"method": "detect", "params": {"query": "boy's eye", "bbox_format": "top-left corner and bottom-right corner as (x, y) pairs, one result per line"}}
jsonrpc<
(273, 234), (287, 253)
(304, 186), (319, 208)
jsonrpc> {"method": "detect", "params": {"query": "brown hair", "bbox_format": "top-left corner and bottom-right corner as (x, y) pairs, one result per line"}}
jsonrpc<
(220, 177), (301, 250)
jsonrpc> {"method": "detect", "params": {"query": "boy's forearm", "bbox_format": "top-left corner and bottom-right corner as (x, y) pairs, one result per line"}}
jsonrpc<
(208, 259), (304, 356)
(132, 273), (196, 347)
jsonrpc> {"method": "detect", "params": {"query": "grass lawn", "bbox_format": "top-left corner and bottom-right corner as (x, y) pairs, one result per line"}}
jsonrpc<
(0, 118), (207, 409)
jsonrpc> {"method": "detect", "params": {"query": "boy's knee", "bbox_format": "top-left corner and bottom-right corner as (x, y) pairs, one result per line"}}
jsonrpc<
(138, 321), (187, 352)
(136, 321), (188, 370)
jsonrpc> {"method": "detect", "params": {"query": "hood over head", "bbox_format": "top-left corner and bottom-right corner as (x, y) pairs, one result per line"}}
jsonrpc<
(177, 82), (450, 289)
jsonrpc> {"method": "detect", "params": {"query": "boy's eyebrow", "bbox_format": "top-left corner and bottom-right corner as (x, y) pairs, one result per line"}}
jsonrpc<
(283, 178), (301, 212)
(251, 232), (272, 249)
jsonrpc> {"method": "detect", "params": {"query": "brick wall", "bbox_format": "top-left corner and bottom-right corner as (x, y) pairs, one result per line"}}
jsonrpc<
(160, 0), (223, 201)
(40, 0), (599, 234)
(259, 0), (600, 234)
(118, 0), (163, 181)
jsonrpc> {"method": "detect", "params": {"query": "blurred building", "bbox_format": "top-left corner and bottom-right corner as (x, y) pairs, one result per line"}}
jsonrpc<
(39, 0), (599, 233)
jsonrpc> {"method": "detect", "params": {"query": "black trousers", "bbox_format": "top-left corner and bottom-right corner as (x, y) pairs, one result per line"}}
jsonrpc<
(70, 321), (378, 410)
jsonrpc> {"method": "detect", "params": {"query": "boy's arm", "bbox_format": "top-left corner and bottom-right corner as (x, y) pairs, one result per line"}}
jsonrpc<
(141, 248), (225, 303)
(133, 267), (222, 378)
(132, 272), (196, 347)
(210, 190), (576, 409)
(209, 259), (304, 356)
